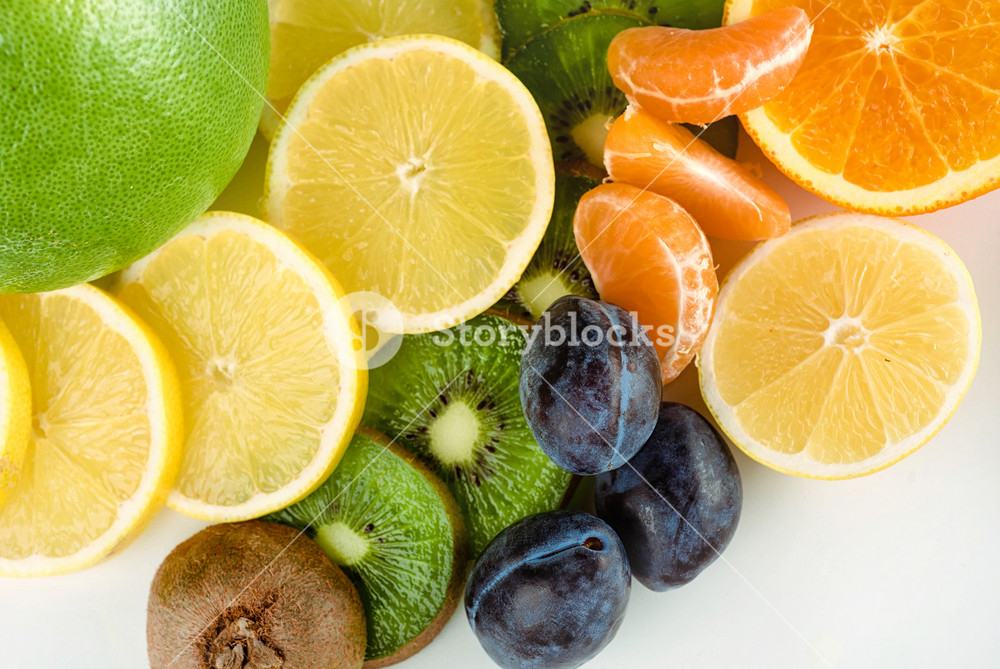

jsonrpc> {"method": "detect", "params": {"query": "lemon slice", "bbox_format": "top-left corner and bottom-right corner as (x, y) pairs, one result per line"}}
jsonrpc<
(265, 34), (554, 334)
(116, 212), (366, 521)
(0, 285), (182, 577)
(699, 213), (980, 479)
(0, 318), (30, 507)
(263, 0), (501, 136)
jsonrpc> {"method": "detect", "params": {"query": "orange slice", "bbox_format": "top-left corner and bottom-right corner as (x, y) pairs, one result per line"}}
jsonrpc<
(574, 182), (718, 384)
(725, 0), (1000, 214)
(609, 7), (813, 123)
(604, 107), (791, 240)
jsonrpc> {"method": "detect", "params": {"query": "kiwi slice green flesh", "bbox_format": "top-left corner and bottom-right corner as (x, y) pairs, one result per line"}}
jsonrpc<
(495, 173), (601, 321)
(496, 0), (726, 59)
(267, 430), (466, 667)
(362, 314), (575, 556)
(506, 12), (645, 167)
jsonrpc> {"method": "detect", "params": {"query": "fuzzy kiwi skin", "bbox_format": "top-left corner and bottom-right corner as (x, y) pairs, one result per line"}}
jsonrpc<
(147, 520), (365, 669)
(355, 427), (469, 669)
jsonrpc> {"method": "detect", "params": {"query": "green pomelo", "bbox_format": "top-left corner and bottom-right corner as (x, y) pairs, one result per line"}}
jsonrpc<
(0, 0), (269, 293)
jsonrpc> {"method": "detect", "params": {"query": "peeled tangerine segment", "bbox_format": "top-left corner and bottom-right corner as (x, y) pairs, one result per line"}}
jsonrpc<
(574, 182), (718, 384)
(699, 213), (980, 479)
(116, 213), (365, 521)
(604, 107), (791, 240)
(608, 7), (813, 123)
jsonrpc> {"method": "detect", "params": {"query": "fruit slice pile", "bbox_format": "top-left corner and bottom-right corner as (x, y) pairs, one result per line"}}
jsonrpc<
(727, 0), (1000, 214)
(699, 213), (981, 478)
(116, 212), (366, 521)
(0, 285), (182, 577)
(266, 35), (554, 334)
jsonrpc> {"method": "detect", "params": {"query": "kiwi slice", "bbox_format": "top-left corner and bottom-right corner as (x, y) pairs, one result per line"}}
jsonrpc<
(362, 313), (575, 556)
(505, 12), (646, 167)
(147, 520), (366, 669)
(496, 0), (726, 58)
(494, 173), (601, 321)
(267, 430), (466, 667)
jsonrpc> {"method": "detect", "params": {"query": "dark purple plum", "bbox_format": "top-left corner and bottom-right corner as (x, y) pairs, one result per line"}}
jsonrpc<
(519, 295), (661, 475)
(464, 510), (630, 669)
(595, 402), (742, 591)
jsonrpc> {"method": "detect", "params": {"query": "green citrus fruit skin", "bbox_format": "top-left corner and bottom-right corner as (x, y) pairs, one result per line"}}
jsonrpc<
(0, 0), (269, 294)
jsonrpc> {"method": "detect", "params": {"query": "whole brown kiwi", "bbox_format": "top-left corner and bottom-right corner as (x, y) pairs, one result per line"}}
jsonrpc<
(147, 520), (366, 669)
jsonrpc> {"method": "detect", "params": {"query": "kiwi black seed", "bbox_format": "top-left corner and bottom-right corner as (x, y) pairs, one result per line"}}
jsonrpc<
(147, 520), (366, 669)
(362, 313), (575, 556)
(505, 12), (647, 167)
(267, 429), (466, 667)
(495, 0), (727, 59)
(494, 173), (601, 321)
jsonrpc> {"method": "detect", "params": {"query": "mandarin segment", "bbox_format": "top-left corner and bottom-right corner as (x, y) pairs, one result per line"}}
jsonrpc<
(608, 7), (813, 123)
(573, 182), (718, 384)
(604, 107), (790, 240)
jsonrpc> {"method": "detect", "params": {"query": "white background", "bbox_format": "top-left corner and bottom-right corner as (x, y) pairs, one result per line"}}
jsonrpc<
(1, 133), (998, 668)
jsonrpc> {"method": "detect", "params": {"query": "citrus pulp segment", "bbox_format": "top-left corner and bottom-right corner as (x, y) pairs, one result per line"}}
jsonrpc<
(0, 285), (182, 576)
(265, 35), (555, 334)
(604, 106), (791, 240)
(725, 0), (1000, 214)
(263, 0), (500, 136)
(608, 8), (813, 123)
(116, 212), (366, 521)
(699, 213), (981, 479)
